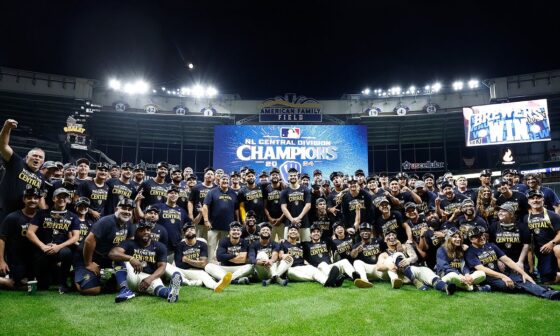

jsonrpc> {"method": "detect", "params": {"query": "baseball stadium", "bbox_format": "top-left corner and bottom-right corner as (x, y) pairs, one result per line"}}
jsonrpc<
(2, 2), (560, 336)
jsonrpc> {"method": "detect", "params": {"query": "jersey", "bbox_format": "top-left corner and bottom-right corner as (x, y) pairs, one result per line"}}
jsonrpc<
(280, 185), (312, 228)
(0, 210), (35, 263)
(241, 227), (259, 246)
(309, 212), (333, 242)
(435, 246), (470, 276)
(407, 214), (429, 244)
(174, 239), (208, 270)
(326, 188), (345, 221)
(119, 239), (167, 274)
(340, 190), (374, 228)
(465, 243), (505, 272)
(263, 183), (284, 219)
(48, 179), (78, 209)
(30, 209), (80, 245)
(439, 194), (468, 215)
(279, 240), (305, 267)
(77, 217), (94, 244)
(188, 183), (216, 218)
(88, 214), (134, 260)
(376, 211), (405, 241)
(150, 223), (169, 247)
(105, 178), (134, 215)
(496, 191), (529, 222)
(332, 236), (353, 261)
(78, 180), (109, 215)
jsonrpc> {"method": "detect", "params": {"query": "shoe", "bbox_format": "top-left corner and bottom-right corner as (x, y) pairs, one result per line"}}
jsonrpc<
(354, 278), (373, 288)
(58, 286), (70, 294)
(550, 291), (560, 300)
(324, 267), (340, 287)
(474, 284), (492, 292)
(262, 279), (271, 287)
(445, 283), (457, 296)
(236, 277), (250, 285)
(167, 272), (182, 303)
(277, 277), (289, 286)
(351, 271), (360, 280)
(335, 275), (345, 287)
(214, 272), (232, 293)
(391, 277), (403, 289)
(115, 287), (135, 303)
(418, 285), (430, 291)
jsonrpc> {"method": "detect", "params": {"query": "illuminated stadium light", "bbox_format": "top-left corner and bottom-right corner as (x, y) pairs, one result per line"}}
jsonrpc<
(191, 84), (205, 98)
(108, 78), (150, 94)
(108, 78), (121, 90)
(468, 79), (480, 89)
(152, 89), (157, 93)
(361, 88), (371, 95)
(188, 63), (194, 69)
(409, 86), (416, 94)
(389, 86), (401, 95)
(161, 86), (166, 91)
(431, 82), (442, 92)
(452, 81), (464, 91)
(206, 86), (218, 97)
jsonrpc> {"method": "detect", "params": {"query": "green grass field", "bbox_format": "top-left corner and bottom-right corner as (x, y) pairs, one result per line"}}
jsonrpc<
(3, 281), (560, 336)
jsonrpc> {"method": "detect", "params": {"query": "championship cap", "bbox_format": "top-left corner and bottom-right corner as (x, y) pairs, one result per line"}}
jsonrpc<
(96, 162), (110, 170)
(186, 174), (197, 181)
(258, 222), (272, 230)
(182, 222), (195, 231)
(315, 197), (326, 204)
(322, 180), (330, 187)
(246, 168), (256, 175)
(374, 197), (390, 207)
(468, 227), (484, 239)
(354, 169), (365, 176)
(270, 167), (280, 174)
(389, 176), (399, 183)
(312, 183), (321, 190)
(366, 175), (377, 183)
(230, 170), (240, 177)
(169, 167), (181, 175)
(414, 180), (425, 189)
(117, 198), (135, 208)
(110, 164), (119, 169)
(145, 204), (161, 214)
(396, 172), (408, 179)
(75, 197), (91, 207)
(246, 210), (257, 218)
(287, 223), (299, 230)
(332, 221), (344, 230)
(502, 168), (516, 176)
(480, 169), (492, 177)
(157, 161), (169, 169)
(133, 164), (144, 171)
(259, 170), (268, 178)
(527, 189), (544, 198)
(440, 181), (453, 190)
(494, 178), (508, 187)
(288, 167), (299, 174)
(121, 162), (134, 169)
(461, 199), (475, 207)
(404, 202), (417, 210)
(422, 173), (435, 180)
(347, 175), (358, 183)
(167, 185), (180, 193)
(42, 161), (57, 169)
(359, 222), (372, 231)
(310, 223), (322, 232)
(23, 186), (41, 197)
(63, 163), (76, 170)
(329, 171), (341, 181)
(497, 204), (515, 215)
(76, 158), (90, 166)
(313, 169), (322, 176)
(215, 168), (224, 174)
(137, 220), (155, 230)
(229, 221), (243, 229)
(204, 166), (215, 173)
(53, 188), (71, 197)
(301, 173), (310, 179)
(378, 171), (388, 178)
(55, 161), (64, 169)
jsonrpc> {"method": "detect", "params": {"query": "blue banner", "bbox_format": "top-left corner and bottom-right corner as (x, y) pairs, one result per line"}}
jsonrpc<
(213, 125), (368, 180)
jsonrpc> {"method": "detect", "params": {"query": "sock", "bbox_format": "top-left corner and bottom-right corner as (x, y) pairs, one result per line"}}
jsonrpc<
(402, 267), (415, 281)
(432, 278), (446, 291)
(114, 268), (128, 289)
(154, 285), (170, 298)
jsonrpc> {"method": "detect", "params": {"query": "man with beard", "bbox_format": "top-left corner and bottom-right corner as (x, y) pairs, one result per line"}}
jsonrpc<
(340, 176), (374, 236)
(259, 170), (269, 185)
(354, 169), (366, 189)
(304, 224), (362, 287)
(205, 221), (253, 285)
(377, 230), (456, 294)
(263, 167), (285, 242)
(168, 168), (188, 210)
(437, 181), (468, 221)
(414, 181), (437, 215)
(326, 172), (344, 222)
(109, 221), (182, 303)
(403, 202), (429, 248)
(229, 171), (242, 194)
(238, 168), (265, 222)
(75, 197), (95, 244)
(76, 158), (91, 183)
(309, 182), (327, 217)
(105, 162), (134, 215)
(214, 169), (225, 187)
(351, 222), (383, 288)
(181, 167), (194, 185)
(378, 172), (389, 190)
(523, 189), (560, 284)
(309, 198), (333, 243)
(472, 169), (494, 202)
(250, 222), (291, 286)
(0, 119), (46, 223)
(495, 178), (529, 222)
(0, 187), (41, 289)
(455, 176), (475, 201)
(375, 197), (410, 243)
(75, 198), (136, 301)
(385, 177), (421, 215)
(417, 207), (445, 269)
(188, 167), (216, 240)
(131, 164), (145, 191)
(109, 164), (120, 179)
(135, 162), (170, 210)
(396, 172), (409, 189)
(465, 227), (560, 299)
(408, 174), (419, 190)
(300, 173), (311, 190)
(47, 163), (78, 209)
(280, 168), (312, 242)
(422, 173), (436, 193)
(366, 176), (385, 200)
(241, 210), (260, 246)
(203, 175), (239, 262)
(133, 204), (168, 247)
(313, 169), (323, 185)
(445, 199), (489, 241)
(167, 222), (232, 292)
(488, 204), (530, 270)
(153, 186), (189, 263)
(524, 173), (560, 214)
(78, 162), (110, 220)
(27, 188), (80, 293)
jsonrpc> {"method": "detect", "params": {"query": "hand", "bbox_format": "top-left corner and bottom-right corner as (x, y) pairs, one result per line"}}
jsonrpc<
(389, 264), (399, 272)
(346, 228), (355, 235)
(328, 207), (339, 215)
(401, 186), (410, 193)
(501, 275), (515, 288)
(204, 221), (212, 229)
(463, 274), (474, 285)
(355, 244), (364, 253)
(41, 244), (54, 254)
(398, 258), (410, 268)
(134, 189), (145, 203)
(540, 242), (554, 254)
(3, 119), (18, 130)
(130, 258), (143, 273)
(434, 231), (445, 239)
(497, 261), (506, 272)
(85, 262), (100, 276)
(138, 278), (152, 292)
(0, 260), (10, 275)
(47, 244), (62, 255)
(90, 210), (101, 220)
(521, 272), (535, 284)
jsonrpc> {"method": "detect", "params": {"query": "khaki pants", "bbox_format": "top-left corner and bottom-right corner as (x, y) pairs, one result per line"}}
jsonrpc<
(353, 260), (384, 281)
(165, 264), (218, 290)
(254, 251), (293, 280)
(207, 229), (228, 262)
(196, 224), (208, 242)
(283, 227), (311, 242)
(205, 263), (253, 281)
(442, 271), (486, 291)
(271, 223), (285, 243)
(287, 265), (327, 284)
(125, 262), (164, 295)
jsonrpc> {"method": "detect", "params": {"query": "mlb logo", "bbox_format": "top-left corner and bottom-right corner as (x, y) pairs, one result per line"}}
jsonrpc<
(281, 127), (301, 139)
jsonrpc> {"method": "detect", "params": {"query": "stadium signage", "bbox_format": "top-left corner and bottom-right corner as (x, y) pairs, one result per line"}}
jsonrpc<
(463, 99), (551, 147)
(259, 94), (322, 122)
(401, 160), (445, 170)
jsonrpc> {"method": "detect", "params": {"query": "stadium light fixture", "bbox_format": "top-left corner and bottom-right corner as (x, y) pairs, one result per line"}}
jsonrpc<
(108, 79), (121, 90)
(409, 86), (416, 94)
(206, 86), (218, 97)
(431, 82), (442, 92)
(452, 81), (464, 91)
(362, 88), (371, 95)
(468, 79), (479, 89)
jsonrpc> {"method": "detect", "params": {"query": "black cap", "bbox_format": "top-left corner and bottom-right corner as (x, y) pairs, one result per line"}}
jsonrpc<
(440, 181), (453, 189)
(527, 189), (544, 198)
(270, 167), (280, 174)
(322, 180), (330, 186)
(404, 202), (417, 210)
(310, 223), (322, 232)
(379, 171), (388, 178)
(409, 174), (419, 180)
(96, 162), (110, 170)
(258, 222), (272, 230)
(287, 223), (299, 230)
(133, 164), (144, 171)
(23, 186), (41, 197)
(396, 172), (408, 179)
(137, 220), (155, 230)
(246, 210), (257, 218)
(117, 198), (135, 208)
(157, 162), (169, 169)
(259, 170), (268, 178)
(389, 177), (399, 183)
(182, 222), (195, 231)
(170, 167), (181, 175)
(502, 168), (516, 176)
(120, 162), (134, 169)
(186, 174), (197, 181)
(246, 168), (256, 175)
(359, 222), (372, 231)
(332, 221), (344, 230)
(313, 169), (322, 176)
(76, 158), (90, 166)
(229, 221), (243, 229)
(347, 175), (358, 183)
(145, 204), (161, 213)
(110, 164), (119, 169)
(468, 227), (484, 239)
(329, 171), (342, 181)
(422, 173), (435, 180)
(301, 173), (310, 179)
(366, 175), (377, 183)
(75, 197), (91, 207)
(480, 169), (492, 177)
(230, 170), (240, 177)
(354, 169), (365, 176)
(167, 185), (180, 193)
(288, 167), (299, 173)
(312, 183), (321, 190)
(204, 167), (215, 173)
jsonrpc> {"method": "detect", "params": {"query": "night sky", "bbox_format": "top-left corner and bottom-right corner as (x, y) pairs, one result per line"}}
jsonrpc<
(1, 0), (558, 99)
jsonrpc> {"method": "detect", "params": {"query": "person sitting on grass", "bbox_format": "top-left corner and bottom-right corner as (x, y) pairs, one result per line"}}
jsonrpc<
(109, 220), (182, 303)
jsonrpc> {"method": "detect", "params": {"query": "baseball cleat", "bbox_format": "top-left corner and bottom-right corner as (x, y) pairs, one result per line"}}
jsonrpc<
(445, 283), (457, 296)
(335, 274), (345, 287)
(236, 277), (250, 285)
(418, 285), (430, 291)
(167, 272), (182, 303)
(474, 284), (492, 292)
(214, 272), (232, 293)
(324, 267), (340, 287)
(354, 278), (373, 288)
(262, 279), (271, 287)
(115, 287), (135, 303)
(391, 277), (403, 289)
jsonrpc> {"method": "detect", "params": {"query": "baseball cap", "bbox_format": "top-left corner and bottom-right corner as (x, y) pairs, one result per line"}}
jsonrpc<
(359, 222), (372, 231)
(468, 227), (484, 239)
(332, 221), (344, 230)
(322, 180), (330, 186)
(409, 174), (419, 180)
(287, 167), (299, 174)
(53, 188), (71, 197)
(42, 161), (57, 169)
(204, 167), (215, 173)
(329, 171), (341, 181)
(354, 169), (365, 176)
(145, 204), (160, 213)
(374, 197), (390, 207)
(157, 162), (169, 169)
(133, 164), (144, 171)
(497, 204), (515, 215)
(378, 171), (388, 178)
(527, 189), (544, 198)
(230, 170), (240, 177)
(215, 168), (224, 174)
(502, 168), (516, 176)
(63, 163), (76, 170)
(480, 169), (492, 177)
(23, 186), (41, 197)
(347, 176), (358, 183)
(137, 220), (155, 230)
(169, 167), (181, 175)
(312, 183), (321, 190)
(246, 168), (256, 175)
(440, 181), (453, 190)
(75, 197), (91, 207)
(270, 167), (280, 174)
(301, 173), (310, 179)
(117, 198), (135, 209)
(76, 158), (90, 166)
(461, 199), (475, 207)
(404, 202), (417, 210)
(167, 185), (180, 193)
(287, 223), (299, 230)
(246, 210), (257, 218)
(120, 162), (134, 169)
(366, 175), (377, 183)
(258, 222), (272, 230)
(315, 197), (326, 204)
(96, 162), (110, 170)
(259, 170), (268, 178)
(313, 169), (322, 176)
(229, 221), (243, 229)
(186, 174), (197, 181)
(422, 173), (435, 180)
(182, 222), (195, 231)
(396, 172), (408, 179)
(310, 223), (322, 232)
(389, 177), (399, 183)
(414, 180), (425, 189)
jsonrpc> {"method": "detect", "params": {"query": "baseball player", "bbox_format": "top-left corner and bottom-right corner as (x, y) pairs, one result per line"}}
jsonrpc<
(331, 221), (354, 262)
(205, 221), (253, 284)
(130, 164), (145, 191)
(280, 167), (312, 241)
(249, 222), (291, 286)
(238, 168), (265, 222)
(444, 199), (489, 242)
(109, 164), (120, 179)
(169, 167), (189, 210)
(488, 204), (530, 271)
(375, 197), (410, 243)
(241, 210), (260, 246)
(134, 162), (170, 210)
(0, 186), (41, 289)
(105, 162), (135, 215)
(154, 186), (189, 263)
(76, 158), (91, 183)
(263, 167), (285, 242)
(109, 220), (182, 303)
(350, 222), (383, 288)
(188, 167), (216, 240)
(309, 197), (333, 243)
(229, 171), (242, 194)
(46, 163), (78, 210)
(436, 181), (469, 221)
(326, 171), (345, 222)
(78, 162), (110, 220)
(495, 178), (529, 222)
(166, 223), (232, 292)
(75, 197), (95, 244)
(133, 204), (168, 247)
(340, 176), (374, 235)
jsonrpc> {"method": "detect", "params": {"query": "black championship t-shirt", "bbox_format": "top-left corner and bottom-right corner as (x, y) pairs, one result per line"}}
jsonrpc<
(119, 239), (167, 274)
(280, 186), (311, 228)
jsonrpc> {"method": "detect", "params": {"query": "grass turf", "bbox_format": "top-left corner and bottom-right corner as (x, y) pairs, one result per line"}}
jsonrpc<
(2, 281), (560, 335)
